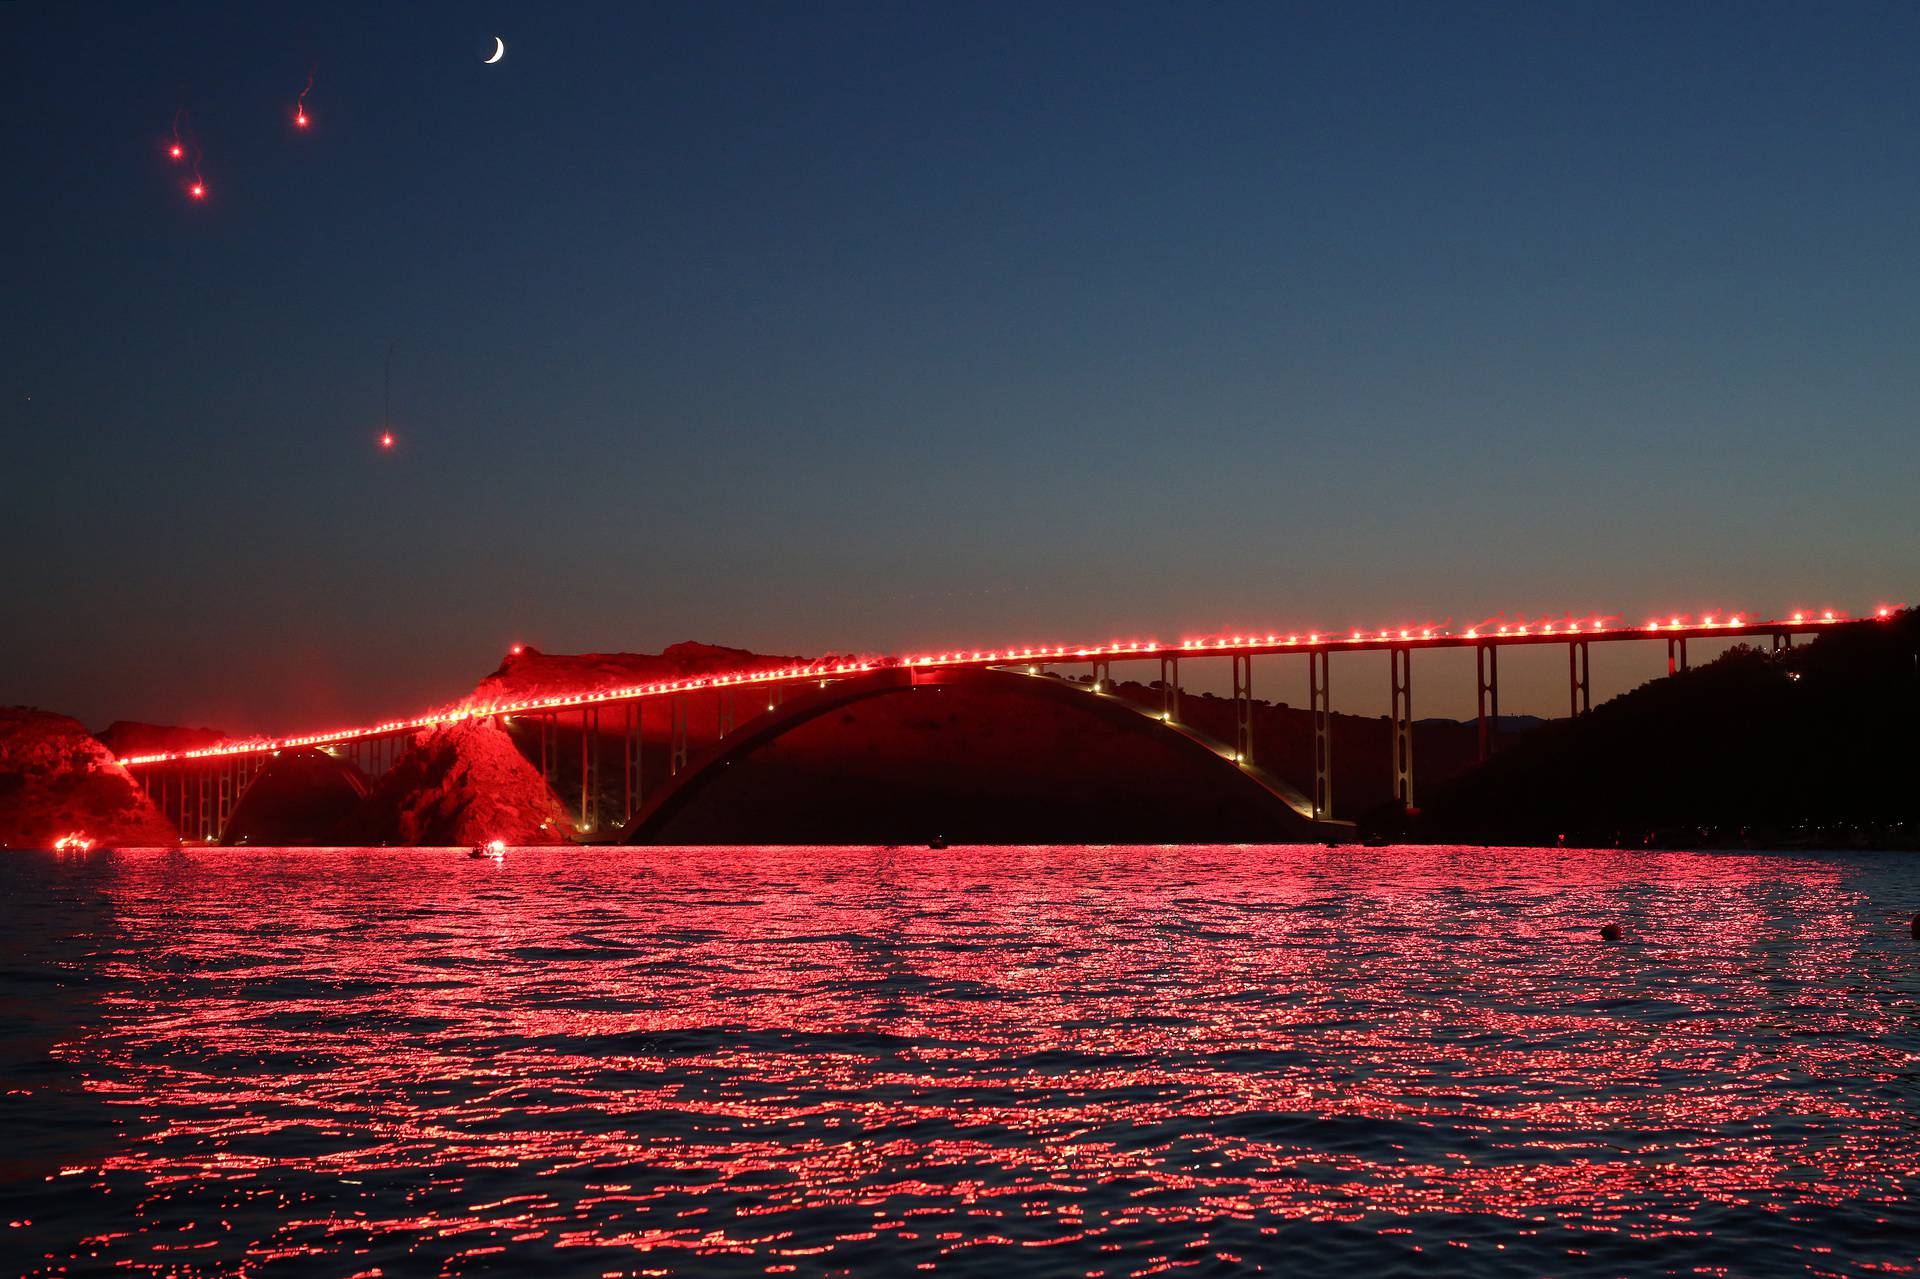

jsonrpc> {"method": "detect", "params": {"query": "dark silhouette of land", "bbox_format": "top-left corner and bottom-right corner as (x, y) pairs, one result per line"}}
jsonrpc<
(1400, 611), (1920, 848)
(5, 612), (1915, 848)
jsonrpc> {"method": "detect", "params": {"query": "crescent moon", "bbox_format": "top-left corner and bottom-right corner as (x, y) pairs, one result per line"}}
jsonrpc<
(484, 36), (504, 64)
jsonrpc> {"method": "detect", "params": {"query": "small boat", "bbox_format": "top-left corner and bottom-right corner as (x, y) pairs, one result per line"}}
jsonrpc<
(469, 839), (507, 859)
(928, 835), (948, 849)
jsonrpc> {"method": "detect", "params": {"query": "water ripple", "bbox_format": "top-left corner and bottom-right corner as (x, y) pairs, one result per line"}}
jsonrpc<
(2, 844), (1918, 1276)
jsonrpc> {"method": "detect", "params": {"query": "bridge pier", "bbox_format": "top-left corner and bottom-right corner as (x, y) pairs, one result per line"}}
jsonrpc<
(1667, 635), (1689, 674)
(1389, 646), (1413, 810)
(1569, 640), (1591, 716)
(622, 703), (640, 827)
(1309, 649), (1332, 821)
(1090, 658), (1111, 692)
(1773, 631), (1793, 652)
(1476, 643), (1499, 762)
(580, 708), (598, 834)
(717, 688), (734, 738)
(217, 761), (233, 835)
(1159, 655), (1180, 722)
(1230, 653), (1254, 764)
(670, 695), (690, 775)
(539, 713), (555, 793)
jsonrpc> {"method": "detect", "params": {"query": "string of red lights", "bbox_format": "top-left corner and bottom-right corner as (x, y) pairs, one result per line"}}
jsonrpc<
(115, 603), (1895, 767)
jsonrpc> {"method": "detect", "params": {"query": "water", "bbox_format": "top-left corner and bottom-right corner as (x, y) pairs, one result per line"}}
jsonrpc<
(3, 845), (1918, 1278)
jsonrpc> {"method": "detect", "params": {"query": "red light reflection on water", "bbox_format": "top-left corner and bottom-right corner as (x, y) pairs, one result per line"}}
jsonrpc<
(13, 845), (1920, 1277)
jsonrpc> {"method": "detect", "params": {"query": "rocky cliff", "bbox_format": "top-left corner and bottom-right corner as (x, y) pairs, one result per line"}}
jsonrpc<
(351, 717), (574, 846)
(0, 708), (177, 848)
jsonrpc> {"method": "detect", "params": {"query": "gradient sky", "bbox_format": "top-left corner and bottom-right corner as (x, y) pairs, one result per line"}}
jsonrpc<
(4, 1), (1918, 733)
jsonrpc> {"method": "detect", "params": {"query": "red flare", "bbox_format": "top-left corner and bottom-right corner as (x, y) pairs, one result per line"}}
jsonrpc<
(379, 431), (395, 450)
(189, 181), (206, 200)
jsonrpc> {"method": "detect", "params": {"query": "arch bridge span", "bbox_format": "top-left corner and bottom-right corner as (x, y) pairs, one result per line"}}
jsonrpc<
(116, 603), (1883, 841)
(620, 664), (1330, 844)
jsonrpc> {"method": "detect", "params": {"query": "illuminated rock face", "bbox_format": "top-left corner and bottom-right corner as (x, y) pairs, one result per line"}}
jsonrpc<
(467, 641), (812, 707)
(351, 717), (574, 847)
(95, 721), (227, 759)
(0, 709), (177, 848)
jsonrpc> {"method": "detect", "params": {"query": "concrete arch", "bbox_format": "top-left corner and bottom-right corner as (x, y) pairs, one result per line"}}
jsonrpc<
(623, 665), (1344, 844)
(221, 747), (370, 845)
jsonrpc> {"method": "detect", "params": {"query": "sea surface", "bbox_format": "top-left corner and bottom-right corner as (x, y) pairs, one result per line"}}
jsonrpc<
(2, 845), (1918, 1278)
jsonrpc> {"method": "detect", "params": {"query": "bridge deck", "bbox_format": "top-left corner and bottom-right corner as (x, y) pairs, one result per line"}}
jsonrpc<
(117, 608), (1877, 767)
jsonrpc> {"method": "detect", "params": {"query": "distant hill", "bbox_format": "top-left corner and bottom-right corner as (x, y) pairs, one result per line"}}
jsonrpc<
(1406, 610), (1920, 847)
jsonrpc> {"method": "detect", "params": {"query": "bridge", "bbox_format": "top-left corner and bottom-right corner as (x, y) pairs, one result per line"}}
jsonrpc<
(116, 603), (1887, 844)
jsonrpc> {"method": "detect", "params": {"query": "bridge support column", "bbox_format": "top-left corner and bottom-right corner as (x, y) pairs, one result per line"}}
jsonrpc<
(539, 714), (554, 793)
(1390, 646), (1413, 810)
(1231, 653), (1255, 764)
(1310, 649), (1332, 821)
(1773, 632), (1793, 652)
(1476, 643), (1499, 762)
(670, 696), (689, 776)
(1667, 635), (1689, 675)
(1091, 659), (1111, 692)
(1569, 640), (1590, 716)
(717, 688), (734, 738)
(620, 704), (637, 827)
(580, 708), (598, 834)
(1159, 656), (1180, 722)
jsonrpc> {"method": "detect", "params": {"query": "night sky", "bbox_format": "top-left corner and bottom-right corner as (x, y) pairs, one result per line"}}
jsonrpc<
(5, 1), (1918, 733)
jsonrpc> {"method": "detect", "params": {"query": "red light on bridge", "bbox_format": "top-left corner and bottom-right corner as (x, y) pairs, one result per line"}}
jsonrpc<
(110, 596), (1892, 770)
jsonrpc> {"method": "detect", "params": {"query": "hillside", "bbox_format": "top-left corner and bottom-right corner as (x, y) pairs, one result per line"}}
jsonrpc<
(1410, 611), (1920, 846)
(0, 708), (177, 848)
